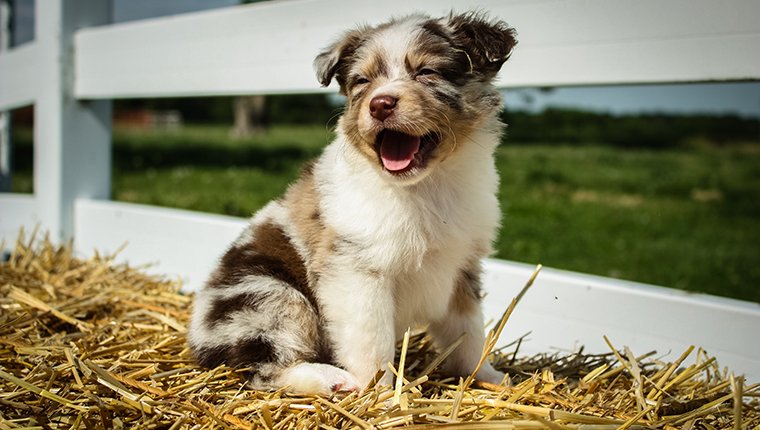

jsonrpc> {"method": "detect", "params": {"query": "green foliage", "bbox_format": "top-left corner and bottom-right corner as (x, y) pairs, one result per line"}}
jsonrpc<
(115, 95), (760, 148)
(113, 94), (342, 126)
(502, 108), (760, 148)
(7, 126), (33, 193)
(265, 94), (343, 125)
(114, 97), (235, 124)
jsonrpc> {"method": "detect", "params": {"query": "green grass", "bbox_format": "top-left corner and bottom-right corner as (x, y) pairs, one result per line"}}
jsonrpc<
(10, 125), (760, 302)
(494, 144), (760, 302)
(111, 125), (331, 216)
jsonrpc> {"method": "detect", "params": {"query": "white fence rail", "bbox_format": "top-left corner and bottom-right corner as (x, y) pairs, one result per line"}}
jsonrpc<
(74, 0), (760, 98)
(1, 0), (759, 380)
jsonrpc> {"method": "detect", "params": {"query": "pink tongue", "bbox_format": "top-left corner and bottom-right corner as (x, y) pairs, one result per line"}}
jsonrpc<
(380, 130), (421, 172)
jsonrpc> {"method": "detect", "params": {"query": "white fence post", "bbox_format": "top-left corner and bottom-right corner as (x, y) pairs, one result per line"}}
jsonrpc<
(0, 0), (10, 192)
(0, 111), (9, 192)
(34, 0), (111, 241)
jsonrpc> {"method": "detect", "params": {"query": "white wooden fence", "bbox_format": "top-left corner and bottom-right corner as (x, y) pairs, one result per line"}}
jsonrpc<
(1, 0), (759, 380)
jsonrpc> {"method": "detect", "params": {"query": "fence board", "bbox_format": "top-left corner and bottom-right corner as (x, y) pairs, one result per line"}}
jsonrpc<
(0, 194), (40, 243)
(74, 199), (246, 290)
(74, 0), (760, 99)
(482, 259), (760, 383)
(0, 43), (38, 110)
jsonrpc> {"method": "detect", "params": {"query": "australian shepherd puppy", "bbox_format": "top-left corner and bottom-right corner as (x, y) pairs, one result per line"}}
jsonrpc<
(189, 11), (517, 395)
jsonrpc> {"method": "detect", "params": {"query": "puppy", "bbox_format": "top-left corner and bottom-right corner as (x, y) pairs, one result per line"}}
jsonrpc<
(189, 11), (517, 395)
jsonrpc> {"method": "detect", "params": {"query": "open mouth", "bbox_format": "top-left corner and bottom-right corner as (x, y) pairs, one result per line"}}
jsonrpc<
(374, 129), (440, 175)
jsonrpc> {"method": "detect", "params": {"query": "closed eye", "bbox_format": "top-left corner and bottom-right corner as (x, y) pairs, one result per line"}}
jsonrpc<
(354, 76), (370, 85)
(416, 68), (438, 78)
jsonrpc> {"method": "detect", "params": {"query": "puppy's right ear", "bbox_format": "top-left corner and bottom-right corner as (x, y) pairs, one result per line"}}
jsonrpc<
(314, 28), (365, 93)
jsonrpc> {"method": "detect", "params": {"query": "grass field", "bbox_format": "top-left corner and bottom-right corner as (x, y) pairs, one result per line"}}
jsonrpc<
(10, 125), (760, 302)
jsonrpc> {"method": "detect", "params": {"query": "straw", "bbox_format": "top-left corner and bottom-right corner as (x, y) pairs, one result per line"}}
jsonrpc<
(1, 229), (758, 428)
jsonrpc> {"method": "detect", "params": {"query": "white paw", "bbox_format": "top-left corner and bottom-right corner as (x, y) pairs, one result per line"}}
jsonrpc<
(278, 363), (360, 395)
(475, 363), (507, 385)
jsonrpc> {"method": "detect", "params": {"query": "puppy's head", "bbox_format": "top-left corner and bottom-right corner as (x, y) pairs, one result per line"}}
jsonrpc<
(315, 12), (517, 184)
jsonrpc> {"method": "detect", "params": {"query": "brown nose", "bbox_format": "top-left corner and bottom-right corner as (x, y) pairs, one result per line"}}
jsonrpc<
(369, 95), (397, 121)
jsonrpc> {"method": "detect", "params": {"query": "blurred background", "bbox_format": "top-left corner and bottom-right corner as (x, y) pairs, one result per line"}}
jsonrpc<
(3, 0), (759, 302)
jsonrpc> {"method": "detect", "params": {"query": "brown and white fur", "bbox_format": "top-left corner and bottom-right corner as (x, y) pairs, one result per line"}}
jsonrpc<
(189, 12), (517, 395)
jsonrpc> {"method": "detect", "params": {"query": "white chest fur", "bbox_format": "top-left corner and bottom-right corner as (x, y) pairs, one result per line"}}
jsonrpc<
(315, 130), (501, 331)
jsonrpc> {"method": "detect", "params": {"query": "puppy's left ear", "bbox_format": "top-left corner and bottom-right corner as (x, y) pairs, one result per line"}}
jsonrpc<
(447, 12), (517, 79)
(314, 28), (365, 94)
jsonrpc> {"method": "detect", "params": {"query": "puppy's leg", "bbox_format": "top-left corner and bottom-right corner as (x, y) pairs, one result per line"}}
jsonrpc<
(319, 268), (396, 388)
(190, 276), (356, 394)
(428, 264), (506, 385)
(189, 220), (359, 395)
(276, 362), (360, 394)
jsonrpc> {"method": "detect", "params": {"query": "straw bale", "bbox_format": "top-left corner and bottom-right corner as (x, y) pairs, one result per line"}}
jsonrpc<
(1, 229), (758, 429)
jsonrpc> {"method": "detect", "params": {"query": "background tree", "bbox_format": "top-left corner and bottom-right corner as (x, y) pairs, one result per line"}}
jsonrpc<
(230, 0), (271, 138)
(231, 95), (267, 138)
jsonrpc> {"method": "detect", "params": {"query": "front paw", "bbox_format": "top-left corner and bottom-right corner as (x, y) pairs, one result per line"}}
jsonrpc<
(321, 365), (362, 394)
(475, 363), (508, 386)
(277, 363), (361, 396)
